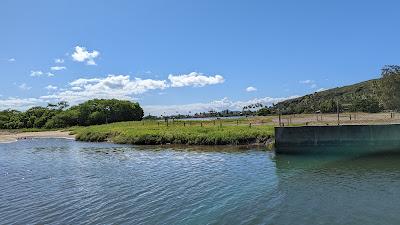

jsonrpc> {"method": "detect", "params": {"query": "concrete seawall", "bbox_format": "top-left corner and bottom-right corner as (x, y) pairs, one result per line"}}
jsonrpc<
(275, 124), (400, 154)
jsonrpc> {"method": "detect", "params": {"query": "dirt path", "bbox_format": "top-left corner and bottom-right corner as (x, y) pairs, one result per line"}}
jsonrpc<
(0, 131), (75, 143)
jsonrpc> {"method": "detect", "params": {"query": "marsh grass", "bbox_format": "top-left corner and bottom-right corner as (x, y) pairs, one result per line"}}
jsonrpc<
(72, 119), (274, 145)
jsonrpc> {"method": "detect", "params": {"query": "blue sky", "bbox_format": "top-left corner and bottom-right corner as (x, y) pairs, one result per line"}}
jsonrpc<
(1, 0), (399, 115)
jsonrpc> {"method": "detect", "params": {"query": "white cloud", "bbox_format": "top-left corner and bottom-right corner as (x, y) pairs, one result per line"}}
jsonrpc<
(299, 80), (314, 84)
(50, 66), (66, 71)
(0, 95), (298, 113)
(30, 70), (44, 77)
(168, 72), (224, 87)
(300, 79), (319, 89)
(41, 75), (169, 105)
(143, 96), (298, 116)
(47, 72), (55, 77)
(0, 98), (45, 111)
(45, 85), (58, 90)
(0, 72), (226, 110)
(72, 46), (100, 65)
(316, 88), (326, 92)
(30, 70), (55, 77)
(8, 58), (16, 62)
(246, 86), (257, 92)
(41, 73), (225, 105)
(18, 83), (31, 90)
(54, 58), (64, 64)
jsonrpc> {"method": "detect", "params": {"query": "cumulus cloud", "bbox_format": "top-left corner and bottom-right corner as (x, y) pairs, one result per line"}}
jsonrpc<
(0, 98), (45, 111)
(30, 70), (44, 77)
(168, 72), (224, 87)
(50, 66), (66, 71)
(8, 58), (16, 62)
(18, 83), (31, 90)
(72, 46), (100, 65)
(45, 85), (58, 90)
(54, 58), (64, 64)
(41, 73), (225, 105)
(2, 72), (226, 110)
(41, 75), (169, 104)
(30, 70), (55, 77)
(246, 86), (257, 92)
(0, 73), (292, 114)
(47, 72), (55, 77)
(143, 96), (298, 116)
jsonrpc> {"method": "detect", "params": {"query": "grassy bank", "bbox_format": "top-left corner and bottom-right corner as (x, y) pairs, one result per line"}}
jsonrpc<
(71, 120), (274, 146)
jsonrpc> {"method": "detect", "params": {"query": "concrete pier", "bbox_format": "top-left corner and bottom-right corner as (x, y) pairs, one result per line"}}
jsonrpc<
(275, 124), (400, 154)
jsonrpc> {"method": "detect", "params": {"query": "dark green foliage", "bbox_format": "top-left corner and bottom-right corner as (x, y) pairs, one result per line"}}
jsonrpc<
(0, 99), (144, 129)
(257, 108), (271, 116)
(379, 65), (400, 111)
(349, 97), (382, 113)
(68, 99), (144, 126)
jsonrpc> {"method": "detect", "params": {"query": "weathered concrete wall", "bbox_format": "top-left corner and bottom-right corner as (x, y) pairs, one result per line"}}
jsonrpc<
(275, 124), (400, 154)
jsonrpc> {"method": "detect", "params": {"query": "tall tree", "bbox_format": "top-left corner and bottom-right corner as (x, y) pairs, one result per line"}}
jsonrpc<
(379, 65), (400, 111)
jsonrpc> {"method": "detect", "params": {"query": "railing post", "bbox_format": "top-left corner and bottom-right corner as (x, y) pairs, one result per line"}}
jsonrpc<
(278, 114), (282, 127)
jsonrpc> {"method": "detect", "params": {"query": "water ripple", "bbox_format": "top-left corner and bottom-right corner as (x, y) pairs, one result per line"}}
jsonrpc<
(3, 139), (400, 224)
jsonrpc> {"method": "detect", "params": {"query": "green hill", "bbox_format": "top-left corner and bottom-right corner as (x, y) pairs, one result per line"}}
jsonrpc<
(272, 79), (382, 114)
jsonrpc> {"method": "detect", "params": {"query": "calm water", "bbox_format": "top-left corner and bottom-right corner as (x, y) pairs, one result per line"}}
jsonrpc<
(1, 139), (400, 224)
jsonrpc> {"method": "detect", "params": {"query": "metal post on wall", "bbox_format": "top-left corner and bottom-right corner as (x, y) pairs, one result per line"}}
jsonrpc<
(278, 113), (282, 127)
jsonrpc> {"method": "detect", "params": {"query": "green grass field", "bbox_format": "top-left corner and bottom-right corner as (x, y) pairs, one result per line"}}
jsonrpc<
(71, 119), (274, 146)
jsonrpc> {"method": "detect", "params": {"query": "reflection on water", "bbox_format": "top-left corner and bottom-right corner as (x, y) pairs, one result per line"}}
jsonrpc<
(1, 139), (400, 224)
(274, 152), (400, 225)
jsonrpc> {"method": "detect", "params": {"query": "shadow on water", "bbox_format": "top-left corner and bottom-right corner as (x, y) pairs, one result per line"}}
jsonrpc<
(271, 145), (400, 225)
(76, 145), (266, 158)
(133, 144), (266, 153)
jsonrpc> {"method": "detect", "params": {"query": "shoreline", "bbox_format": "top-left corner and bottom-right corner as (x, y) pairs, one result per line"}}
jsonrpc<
(0, 130), (274, 149)
(0, 131), (76, 144)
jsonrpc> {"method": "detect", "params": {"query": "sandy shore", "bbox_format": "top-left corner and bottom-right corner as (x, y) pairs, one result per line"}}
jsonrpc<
(0, 131), (75, 143)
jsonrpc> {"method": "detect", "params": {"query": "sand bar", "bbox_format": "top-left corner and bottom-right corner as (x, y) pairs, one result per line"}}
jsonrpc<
(0, 131), (75, 143)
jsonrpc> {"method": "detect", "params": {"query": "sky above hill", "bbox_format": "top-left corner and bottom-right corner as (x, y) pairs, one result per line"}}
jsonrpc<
(1, 0), (400, 115)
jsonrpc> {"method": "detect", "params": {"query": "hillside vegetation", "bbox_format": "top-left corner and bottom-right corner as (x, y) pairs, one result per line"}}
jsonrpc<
(271, 79), (382, 114)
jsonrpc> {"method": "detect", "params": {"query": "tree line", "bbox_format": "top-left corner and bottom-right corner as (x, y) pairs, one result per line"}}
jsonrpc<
(0, 99), (144, 129)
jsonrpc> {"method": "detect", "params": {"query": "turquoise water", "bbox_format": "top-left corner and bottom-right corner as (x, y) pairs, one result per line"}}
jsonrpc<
(1, 139), (400, 224)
